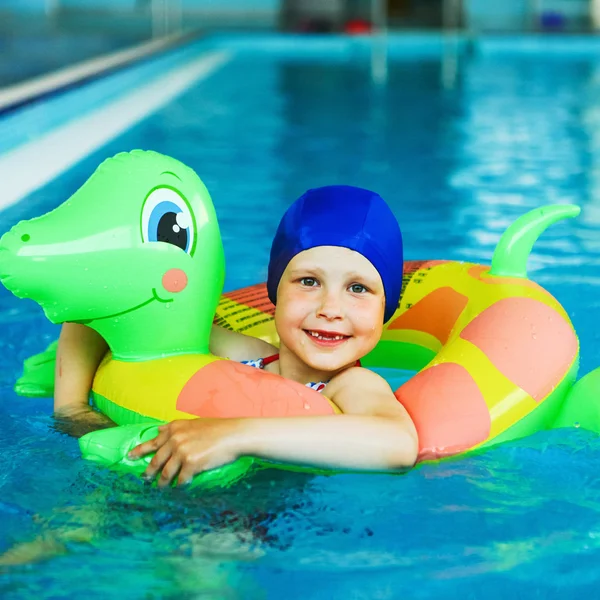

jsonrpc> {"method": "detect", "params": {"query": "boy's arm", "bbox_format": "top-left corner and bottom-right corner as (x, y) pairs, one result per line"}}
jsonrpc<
(209, 324), (277, 361)
(130, 369), (418, 486)
(53, 323), (115, 436)
(246, 368), (418, 470)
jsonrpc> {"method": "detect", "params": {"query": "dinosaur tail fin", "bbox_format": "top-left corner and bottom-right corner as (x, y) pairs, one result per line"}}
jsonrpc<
(490, 204), (580, 279)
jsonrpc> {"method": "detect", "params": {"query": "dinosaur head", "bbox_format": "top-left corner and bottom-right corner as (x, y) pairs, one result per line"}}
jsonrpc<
(0, 150), (224, 360)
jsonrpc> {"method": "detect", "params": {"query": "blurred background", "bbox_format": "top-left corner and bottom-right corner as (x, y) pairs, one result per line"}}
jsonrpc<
(1, 0), (599, 89)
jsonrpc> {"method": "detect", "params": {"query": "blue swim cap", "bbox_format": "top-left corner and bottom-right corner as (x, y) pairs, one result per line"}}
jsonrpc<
(267, 185), (403, 323)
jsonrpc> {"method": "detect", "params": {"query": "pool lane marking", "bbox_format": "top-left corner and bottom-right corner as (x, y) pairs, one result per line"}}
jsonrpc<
(0, 32), (193, 113)
(0, 49), (231, 211)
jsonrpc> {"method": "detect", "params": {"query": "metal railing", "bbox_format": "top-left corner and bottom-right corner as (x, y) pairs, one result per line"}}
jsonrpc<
(151, 0), (183, 38)
(442, 0), (462, 89)
(370, 0), (388, 83)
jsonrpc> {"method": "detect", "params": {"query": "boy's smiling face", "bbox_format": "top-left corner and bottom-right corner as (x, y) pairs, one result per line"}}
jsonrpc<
(274, 246), (385, 375)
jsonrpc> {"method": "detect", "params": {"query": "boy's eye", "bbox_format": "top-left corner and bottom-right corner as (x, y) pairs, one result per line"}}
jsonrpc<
(300, 277), (319, 287)
(349, 284), (368, 294)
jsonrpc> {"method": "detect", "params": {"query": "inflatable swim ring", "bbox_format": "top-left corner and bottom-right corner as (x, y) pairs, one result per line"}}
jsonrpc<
(2, 150), (600, 488)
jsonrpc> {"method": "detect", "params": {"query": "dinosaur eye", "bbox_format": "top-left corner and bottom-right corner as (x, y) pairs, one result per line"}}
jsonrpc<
(142, 188), (195, 254)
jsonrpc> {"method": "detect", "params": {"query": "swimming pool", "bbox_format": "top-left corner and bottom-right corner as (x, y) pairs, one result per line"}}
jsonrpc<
(2, 33), (600, 598)
(0, 19), (151, 88)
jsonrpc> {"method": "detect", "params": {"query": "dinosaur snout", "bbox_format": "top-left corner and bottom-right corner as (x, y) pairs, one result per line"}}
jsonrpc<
(0, 231), (16, 281)
(0, 226), (48, 301)
(0, 227), (24, 281)
(0, 246), (8, 279)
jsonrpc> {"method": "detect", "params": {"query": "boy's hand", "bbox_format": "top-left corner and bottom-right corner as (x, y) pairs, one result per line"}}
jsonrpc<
(128, 418), (243, 487)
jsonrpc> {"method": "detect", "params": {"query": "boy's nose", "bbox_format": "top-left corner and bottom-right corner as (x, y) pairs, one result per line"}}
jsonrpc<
(317, 292), (343, 320)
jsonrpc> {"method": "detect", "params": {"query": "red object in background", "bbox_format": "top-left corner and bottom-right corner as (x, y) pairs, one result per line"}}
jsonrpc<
(344, 19), (372, 34)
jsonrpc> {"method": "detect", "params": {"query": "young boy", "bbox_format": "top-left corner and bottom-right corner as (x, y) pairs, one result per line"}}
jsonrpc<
(55, 185), (418, 485)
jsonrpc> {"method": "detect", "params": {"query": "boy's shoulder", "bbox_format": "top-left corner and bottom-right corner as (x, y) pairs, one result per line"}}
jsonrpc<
(327, 366), (392, 402)
(326, 367), (407, 418)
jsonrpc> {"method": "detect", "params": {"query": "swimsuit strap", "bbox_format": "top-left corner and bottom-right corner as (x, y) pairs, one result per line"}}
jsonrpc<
(261, 353), (362, 368)
(240, 354), (362, 393)
(262, 353), (280, 366)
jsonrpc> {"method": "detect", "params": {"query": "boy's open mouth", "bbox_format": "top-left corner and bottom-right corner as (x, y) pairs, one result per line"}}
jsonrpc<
(304, 329), (351, 346)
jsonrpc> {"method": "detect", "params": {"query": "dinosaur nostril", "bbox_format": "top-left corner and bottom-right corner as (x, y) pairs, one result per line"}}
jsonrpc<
(21, 234), (30, 242)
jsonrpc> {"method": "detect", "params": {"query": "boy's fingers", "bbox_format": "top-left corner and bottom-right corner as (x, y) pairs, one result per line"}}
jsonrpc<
(128, 430), (167, 458)
(177, 464), (198, 487)
(143, 444), (172, 480)
(158, 456), (182, 488)
(128, 443), (150, 459)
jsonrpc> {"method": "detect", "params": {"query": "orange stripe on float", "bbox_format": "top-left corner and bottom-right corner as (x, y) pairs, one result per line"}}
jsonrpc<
(177, 360), (338, 417)
(460, 297), (578, 402)
(388, 287), (469, 344)
(395, 363), (491, 461)
(434, 336), (535, 439)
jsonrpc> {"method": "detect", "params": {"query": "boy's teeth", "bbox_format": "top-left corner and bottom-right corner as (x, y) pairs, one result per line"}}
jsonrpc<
(308, 331), (345, 340)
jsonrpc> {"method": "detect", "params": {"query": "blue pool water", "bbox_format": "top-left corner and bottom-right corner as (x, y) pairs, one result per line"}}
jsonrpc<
(3, 35), (600, 598)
